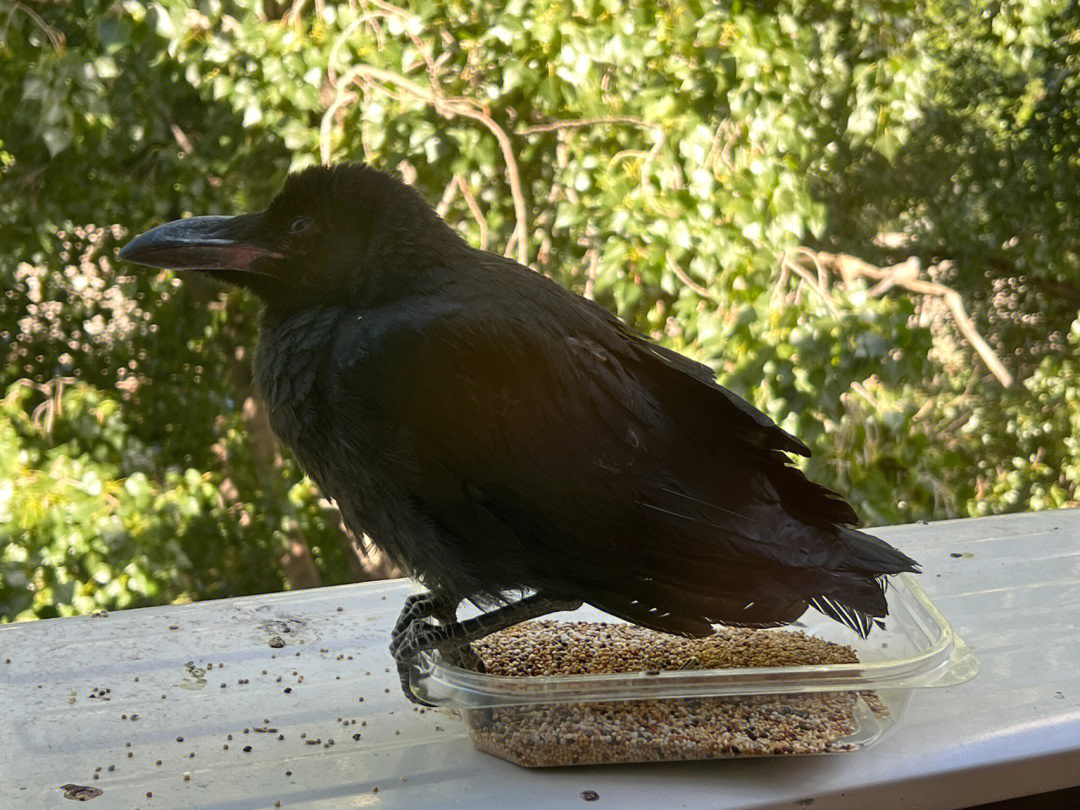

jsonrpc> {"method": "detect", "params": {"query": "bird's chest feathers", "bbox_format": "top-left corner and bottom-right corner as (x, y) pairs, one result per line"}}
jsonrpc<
(253, 308), (394, 503)
(253, 308), (350, 447)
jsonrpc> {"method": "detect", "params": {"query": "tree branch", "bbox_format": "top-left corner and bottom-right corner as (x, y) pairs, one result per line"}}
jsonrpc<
(5, 2), (65, 51)
(453, 175), (489, 251)
(519, 116), (661, 135)
(667, 255), (716, 301)
(785, 250), (1014, 387)
(522, 116), (668, 192)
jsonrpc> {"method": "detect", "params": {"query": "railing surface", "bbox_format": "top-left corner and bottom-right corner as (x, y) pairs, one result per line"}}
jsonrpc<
(2, 509), (1078, 809)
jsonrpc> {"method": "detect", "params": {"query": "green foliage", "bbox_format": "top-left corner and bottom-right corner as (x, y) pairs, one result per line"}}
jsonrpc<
(1, 0), (1076, 620)
(818, 0), (1080, 368)
(0, 375), (352, 620)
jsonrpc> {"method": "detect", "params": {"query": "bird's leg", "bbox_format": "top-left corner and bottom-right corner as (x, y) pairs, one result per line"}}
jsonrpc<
(427, 602), (488, 675)
(391, 593), (582, 665)
(391, 592), (581, 705)
(391, 591), (472, 705)
(390, 591), (484, 669)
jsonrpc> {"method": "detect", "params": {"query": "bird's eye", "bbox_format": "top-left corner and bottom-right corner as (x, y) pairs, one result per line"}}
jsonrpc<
(288, 217), (314, 235)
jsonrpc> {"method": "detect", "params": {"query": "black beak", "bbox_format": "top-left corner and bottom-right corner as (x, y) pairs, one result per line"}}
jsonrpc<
(119, 213), (281, 271)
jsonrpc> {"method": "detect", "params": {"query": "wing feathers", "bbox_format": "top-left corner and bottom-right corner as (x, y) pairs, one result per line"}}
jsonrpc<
(332, 285), (917, 635)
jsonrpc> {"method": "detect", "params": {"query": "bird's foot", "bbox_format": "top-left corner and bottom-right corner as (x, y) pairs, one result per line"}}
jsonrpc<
(389, 593), (581, 706)
(390, 617), (452, 660)
(390, 592), (455, 707)
(391, 593), (480, 705)
(391, 619), (479, 707)
(391, 591), (442, 639)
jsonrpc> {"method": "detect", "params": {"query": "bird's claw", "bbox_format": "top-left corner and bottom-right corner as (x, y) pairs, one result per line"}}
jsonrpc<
(395, 658), (436, 707)
(391, 612), (489, 706)
(388, 594), (445, 704)
(391, 592), (441, 638)
(391, 617), (451, 708)
(389, 618), (447, 661)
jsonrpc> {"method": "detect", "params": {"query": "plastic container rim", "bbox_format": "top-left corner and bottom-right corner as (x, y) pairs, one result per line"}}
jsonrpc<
(410, 573), (978, 707)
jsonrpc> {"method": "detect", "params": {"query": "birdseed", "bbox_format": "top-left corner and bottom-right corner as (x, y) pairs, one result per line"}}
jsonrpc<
(466, 621), (888, 767)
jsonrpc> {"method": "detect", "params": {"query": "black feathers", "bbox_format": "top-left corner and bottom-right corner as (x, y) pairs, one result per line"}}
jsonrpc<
(124, 162), (920, 641)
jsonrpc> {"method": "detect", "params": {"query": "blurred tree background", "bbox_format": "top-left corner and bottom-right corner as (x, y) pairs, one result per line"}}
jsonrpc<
(2, 0), (1077, 621)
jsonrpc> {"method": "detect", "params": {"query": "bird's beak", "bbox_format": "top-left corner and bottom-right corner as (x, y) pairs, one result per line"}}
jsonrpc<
(119, 213), (282, 271)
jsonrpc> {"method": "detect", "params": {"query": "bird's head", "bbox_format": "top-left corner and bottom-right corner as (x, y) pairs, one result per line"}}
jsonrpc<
(119, 162), (459, 309)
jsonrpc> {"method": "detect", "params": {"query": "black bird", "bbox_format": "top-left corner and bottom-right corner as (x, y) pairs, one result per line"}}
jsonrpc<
(121, 163), (918, 701)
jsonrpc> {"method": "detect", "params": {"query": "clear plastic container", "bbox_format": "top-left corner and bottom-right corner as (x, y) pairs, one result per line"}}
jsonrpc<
(405, 574), (977, 766)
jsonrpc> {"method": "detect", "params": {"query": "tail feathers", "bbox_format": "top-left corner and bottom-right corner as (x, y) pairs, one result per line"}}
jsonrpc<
(807, 570), (894, 637)
(588, 575), (893, 640)
(568, 484), (918, 641)
(798, 525), (917, 637)
(834, 525), (920, 576)
(810, 595), (878, 638)
(763, 457), (860, 526)
(584, 550), (902, 641)
(587, 576), (809, 638)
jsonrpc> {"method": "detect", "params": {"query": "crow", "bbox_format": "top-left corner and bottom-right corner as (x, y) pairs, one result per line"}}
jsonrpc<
(120, 162), (918, 702)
